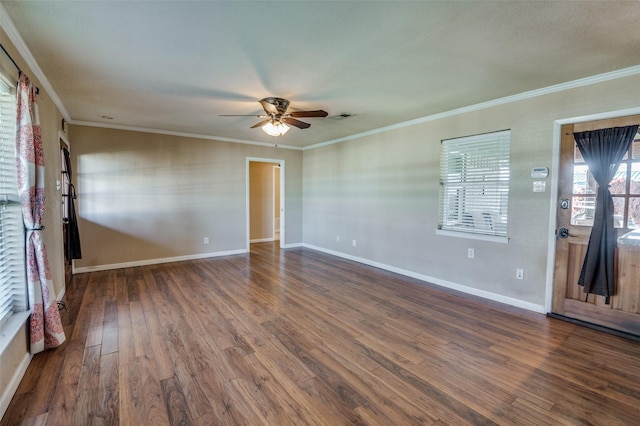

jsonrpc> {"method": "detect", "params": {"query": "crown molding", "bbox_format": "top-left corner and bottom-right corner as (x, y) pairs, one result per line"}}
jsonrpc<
(3, 1), (639, 152)
(70, 120), (303, 150)
(0, 4), (70, 121)
(304, 64), (640, 151)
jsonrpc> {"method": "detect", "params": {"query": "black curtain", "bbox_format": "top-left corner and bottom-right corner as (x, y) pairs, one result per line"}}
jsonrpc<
(573, 125), (638, 303)
(62, 147), (82, 262)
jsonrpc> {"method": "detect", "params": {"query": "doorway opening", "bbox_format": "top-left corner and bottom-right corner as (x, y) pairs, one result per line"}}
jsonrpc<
(59, 132), (72, 285)
(247, 158), (284, 250)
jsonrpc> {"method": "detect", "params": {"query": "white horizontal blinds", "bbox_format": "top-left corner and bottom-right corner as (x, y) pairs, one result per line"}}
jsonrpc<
(0, 207), (26, 325)
(439, 130), (510, 236)
(0, 76), (25, 328)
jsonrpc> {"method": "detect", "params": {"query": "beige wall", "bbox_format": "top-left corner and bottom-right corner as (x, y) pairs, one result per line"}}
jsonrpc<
(70, 126), (302, 269)
(0, 30), (67, 416)
(302, 72), (640, 310)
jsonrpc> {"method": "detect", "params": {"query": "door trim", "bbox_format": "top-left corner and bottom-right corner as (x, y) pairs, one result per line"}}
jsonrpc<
(246, 157), (285, 251)
(273, 165), (280, 239)
(59, 131), (72, 281)
(546, 106), (640, 313)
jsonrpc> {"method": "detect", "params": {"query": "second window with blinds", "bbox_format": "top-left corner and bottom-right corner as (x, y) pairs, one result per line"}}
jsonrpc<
(438, 130), (511, 241)
(0, 73), (27, 343)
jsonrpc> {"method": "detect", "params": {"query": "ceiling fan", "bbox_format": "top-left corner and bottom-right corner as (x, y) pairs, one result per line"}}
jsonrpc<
(220, 97), (328, 136)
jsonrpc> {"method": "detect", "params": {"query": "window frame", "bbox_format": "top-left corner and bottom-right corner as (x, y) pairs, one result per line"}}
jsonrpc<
(0, 72), (28, 352)
(570, 131), (640, 231)
(437, 129), (511, 243)
(611, 133), (640, 230)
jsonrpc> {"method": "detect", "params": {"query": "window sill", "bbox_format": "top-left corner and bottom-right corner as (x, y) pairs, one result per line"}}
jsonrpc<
(0, 311), (30, 357)
(436, 229), (509, 244)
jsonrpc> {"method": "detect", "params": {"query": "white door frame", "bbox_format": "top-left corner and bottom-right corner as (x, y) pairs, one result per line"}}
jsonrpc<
(246, 157), (285, 251)
(273, 165), (281, 238)
(59, 131), (72, 277)
(545, 106), (640, 313)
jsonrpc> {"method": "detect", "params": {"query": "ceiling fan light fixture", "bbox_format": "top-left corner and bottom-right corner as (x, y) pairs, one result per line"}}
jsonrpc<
(221, 97), (326, 134)
(262, 120), (290, 137)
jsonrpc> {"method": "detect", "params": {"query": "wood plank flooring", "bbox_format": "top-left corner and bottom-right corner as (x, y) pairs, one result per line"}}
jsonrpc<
(3, 242), (640, 425)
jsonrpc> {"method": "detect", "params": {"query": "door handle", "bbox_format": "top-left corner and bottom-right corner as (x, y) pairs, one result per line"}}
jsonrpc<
(557, 228), (571, 238)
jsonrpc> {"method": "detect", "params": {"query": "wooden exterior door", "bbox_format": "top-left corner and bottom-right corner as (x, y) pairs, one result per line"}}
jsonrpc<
(552, 116), (640, 336)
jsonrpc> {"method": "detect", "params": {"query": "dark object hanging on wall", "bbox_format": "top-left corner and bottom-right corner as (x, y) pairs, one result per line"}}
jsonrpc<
(62, 147), (82, 261)
(573, 125), (639, 304)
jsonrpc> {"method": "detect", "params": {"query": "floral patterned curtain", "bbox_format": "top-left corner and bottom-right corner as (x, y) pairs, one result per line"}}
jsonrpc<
(16, 73), (65, 353)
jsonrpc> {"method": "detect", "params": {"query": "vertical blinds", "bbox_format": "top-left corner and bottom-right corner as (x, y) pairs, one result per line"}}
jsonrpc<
(439, 130), (510, 237)
(0, 76), (25, 328)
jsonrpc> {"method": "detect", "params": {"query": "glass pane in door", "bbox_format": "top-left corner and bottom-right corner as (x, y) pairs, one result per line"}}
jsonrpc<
(573, 165), (596, 195)
(571, 196), (596, 226)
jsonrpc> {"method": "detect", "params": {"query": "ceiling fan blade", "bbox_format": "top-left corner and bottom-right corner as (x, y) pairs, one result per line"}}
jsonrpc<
(288, 110), (328, 118)
(219, 114), (266, 117)
(250, 119), (272, 128)
(282, 117), (311, 129)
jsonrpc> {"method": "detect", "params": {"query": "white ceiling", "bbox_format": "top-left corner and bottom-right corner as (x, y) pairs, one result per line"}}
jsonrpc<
(2, 1), (640, 149)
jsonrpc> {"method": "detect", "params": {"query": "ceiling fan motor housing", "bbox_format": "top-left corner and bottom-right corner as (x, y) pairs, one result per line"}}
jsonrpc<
(262, 97), (290, 115)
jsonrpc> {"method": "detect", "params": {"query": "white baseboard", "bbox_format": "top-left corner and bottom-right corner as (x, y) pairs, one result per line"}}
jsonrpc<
(57, 285), (66, 301)
(73, 248), (249, 273)
(71, 242), (544, 313)
(0, 351), (32, 421)
(281, 242), (303, 249)
(302, 244), (545, 314)
(250, 237), (275, 243)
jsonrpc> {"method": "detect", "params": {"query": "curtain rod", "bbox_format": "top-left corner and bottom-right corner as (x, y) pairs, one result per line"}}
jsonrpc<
(0, 43), (40, 95)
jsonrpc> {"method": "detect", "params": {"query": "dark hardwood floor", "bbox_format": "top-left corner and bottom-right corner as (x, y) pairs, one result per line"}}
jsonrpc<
(3, 242), (640, 425)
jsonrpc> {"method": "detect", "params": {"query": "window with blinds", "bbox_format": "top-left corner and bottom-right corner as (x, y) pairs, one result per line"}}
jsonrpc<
(439, 130), (510, 238)
(0, 76), (26, 329)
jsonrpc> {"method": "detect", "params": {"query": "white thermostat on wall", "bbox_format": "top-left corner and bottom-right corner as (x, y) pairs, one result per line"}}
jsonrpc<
(531, 167), (549, 179)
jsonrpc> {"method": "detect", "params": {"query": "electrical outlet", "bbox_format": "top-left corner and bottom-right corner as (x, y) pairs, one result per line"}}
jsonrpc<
(203, 237), (209, 245)
(352, 239), (357, 247)
(468, 248), (475, 259)
(516, 268), (524, 280)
